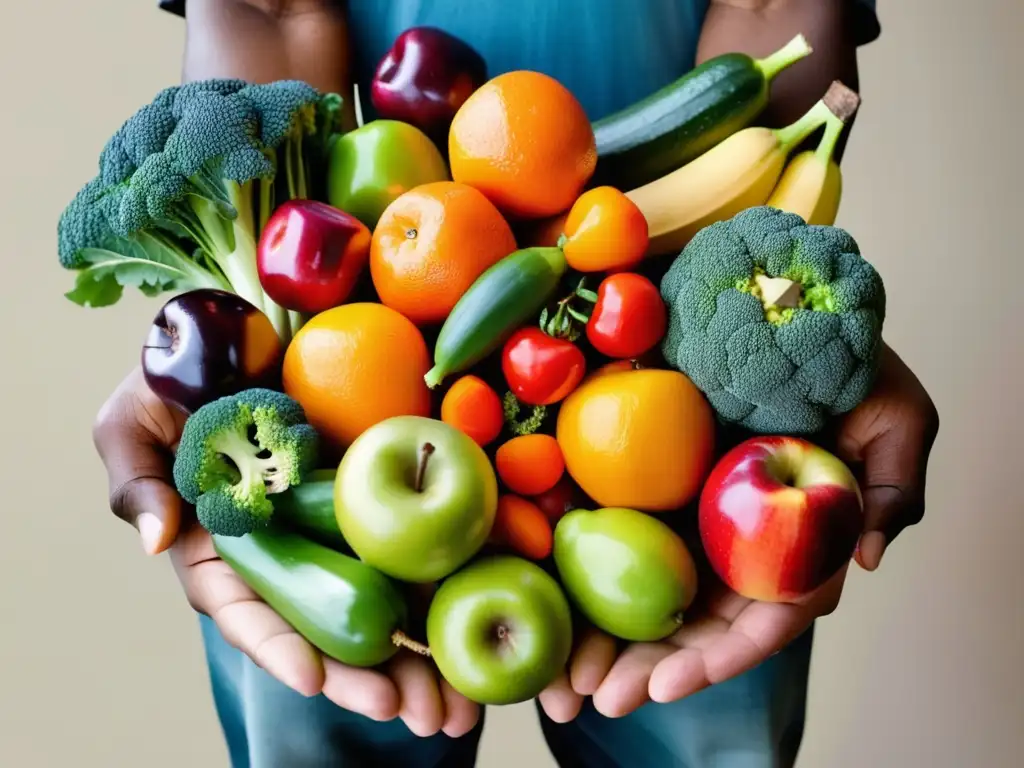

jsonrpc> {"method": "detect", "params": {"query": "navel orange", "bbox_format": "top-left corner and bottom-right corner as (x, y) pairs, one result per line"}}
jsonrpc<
(282, 303), (433, 450)
(370, 181), (517, 326)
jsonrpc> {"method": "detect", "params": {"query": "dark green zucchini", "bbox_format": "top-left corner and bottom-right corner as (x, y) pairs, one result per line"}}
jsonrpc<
(592, 34), (812, 190)
(272, 469), (349, 552)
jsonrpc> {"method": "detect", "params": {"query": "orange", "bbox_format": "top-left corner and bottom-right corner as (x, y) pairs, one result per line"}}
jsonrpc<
(282, 303), (432, 450)
(449, 71), (597, 219)
(370, 181), (517, 326)
(495, 434), (565, 496)
(440, 374), (505, 447)
(556, 368), (716, 512)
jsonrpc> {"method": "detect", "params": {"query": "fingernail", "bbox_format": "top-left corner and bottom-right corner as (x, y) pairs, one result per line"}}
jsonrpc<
(137, 513), (163, 555)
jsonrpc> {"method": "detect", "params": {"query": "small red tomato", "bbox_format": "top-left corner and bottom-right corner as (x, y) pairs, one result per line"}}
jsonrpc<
(502, 327), (586, 406)
(586, 273), (667, 359)
(531, 476), (586, 524)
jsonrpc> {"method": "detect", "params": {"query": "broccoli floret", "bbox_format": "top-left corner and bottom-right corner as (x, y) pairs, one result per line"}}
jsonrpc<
(660, 206), (886, 435)
(173, 388), (320, 537)
(56, 78), (347, 341)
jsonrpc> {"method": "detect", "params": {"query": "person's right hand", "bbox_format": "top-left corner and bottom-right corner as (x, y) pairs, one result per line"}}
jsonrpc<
(92, 366), (480, 738)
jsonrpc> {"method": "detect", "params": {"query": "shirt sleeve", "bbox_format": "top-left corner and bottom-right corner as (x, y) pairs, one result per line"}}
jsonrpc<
(854, 0), (881, 45)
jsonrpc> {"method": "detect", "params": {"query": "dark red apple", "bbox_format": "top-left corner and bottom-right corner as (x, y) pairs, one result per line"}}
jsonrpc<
(257, 200), (371, 314)
(698, 436), (863, 603)
(142, 289), (283, 414)
(370, 26), (488, 143)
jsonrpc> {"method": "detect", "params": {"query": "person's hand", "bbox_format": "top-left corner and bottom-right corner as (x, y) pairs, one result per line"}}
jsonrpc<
(92, 367), (480, 738)
(537, 342), (939, 717)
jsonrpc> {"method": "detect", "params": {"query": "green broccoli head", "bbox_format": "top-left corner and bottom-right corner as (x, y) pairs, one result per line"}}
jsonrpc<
(660, 206), (886, 435)
(172, 388), (320, 536)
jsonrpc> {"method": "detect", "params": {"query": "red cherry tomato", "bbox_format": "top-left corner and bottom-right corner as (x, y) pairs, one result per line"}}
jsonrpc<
(502, 327), (586, 406)
(586, 273), (667, 359)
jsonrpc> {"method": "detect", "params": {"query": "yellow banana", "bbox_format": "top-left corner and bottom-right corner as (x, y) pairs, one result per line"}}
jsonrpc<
(766, 85), (859, 225)
(626, 81), (860, 256)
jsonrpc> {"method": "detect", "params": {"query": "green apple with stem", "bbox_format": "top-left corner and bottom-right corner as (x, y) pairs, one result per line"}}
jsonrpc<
(326, 85), (449, 229)
(426, 555), (574, 705)
(333, 415), (497, 583)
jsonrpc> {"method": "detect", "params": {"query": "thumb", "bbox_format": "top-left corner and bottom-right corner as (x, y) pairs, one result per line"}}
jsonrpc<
(110, 475), (184, 556)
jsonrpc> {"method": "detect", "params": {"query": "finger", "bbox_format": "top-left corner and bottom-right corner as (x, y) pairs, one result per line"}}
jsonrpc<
(568, 627), (618, 696)
(439, 679), (481, 738)
(538, 671), (583, 724)
(185, 558), (326, 697)
(114, 477), (183, 555)
(592, 643), (670, 718)
(388, 653), (445, 737)
(322, 658), (401, 722)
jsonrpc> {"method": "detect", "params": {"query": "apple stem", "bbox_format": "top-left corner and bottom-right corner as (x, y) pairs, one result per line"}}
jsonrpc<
(391, 630), (431, 657)
(673, 611), (685, 627)
(415, 443), (435, 493)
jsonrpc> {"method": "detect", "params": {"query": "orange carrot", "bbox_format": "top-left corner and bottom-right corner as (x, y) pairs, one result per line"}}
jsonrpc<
(492, 494), (553, 560)
(495, 433), (565, 496)
(441, 375), (504, 447)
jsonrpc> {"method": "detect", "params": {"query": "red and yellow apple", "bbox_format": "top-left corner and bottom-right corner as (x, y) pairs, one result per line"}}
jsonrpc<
(698, 436), (863, 603)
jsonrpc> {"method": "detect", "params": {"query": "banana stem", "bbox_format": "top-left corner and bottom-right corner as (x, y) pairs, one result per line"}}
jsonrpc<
(755, 34), (814, 81)
(814, 114), (846, 165)
(773, 99), (833, 153)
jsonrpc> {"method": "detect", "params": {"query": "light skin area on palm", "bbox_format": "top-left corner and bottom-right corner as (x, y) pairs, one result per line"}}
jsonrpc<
(92, 0), (938, 736)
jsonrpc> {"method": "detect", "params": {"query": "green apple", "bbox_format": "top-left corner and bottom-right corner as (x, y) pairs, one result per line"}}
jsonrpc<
(326, 119), (449, 229)
(553, 507), (699, 642)
(426, 556), (573, 705)
(334, 415), (497, 583)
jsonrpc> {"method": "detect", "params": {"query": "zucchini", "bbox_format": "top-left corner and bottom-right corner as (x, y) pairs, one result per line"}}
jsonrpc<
(272, 469), (349, 552)
(592, 34), (812, 190)
(424, 246), (568, 388)
(213, 530), (418, 667)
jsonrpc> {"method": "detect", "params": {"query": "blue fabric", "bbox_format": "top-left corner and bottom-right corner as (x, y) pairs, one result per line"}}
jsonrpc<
(201, 615), (815, 768)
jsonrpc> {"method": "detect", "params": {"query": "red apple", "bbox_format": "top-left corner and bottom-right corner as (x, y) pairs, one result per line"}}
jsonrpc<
(257, 200), (371, 314)
(698, 436), (863, 603)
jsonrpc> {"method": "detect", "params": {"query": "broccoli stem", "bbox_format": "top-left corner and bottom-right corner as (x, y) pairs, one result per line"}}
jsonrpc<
(212, 428), (292, 496)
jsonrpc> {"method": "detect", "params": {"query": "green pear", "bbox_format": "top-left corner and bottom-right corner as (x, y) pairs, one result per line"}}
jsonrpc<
(553, 507), (699, 642)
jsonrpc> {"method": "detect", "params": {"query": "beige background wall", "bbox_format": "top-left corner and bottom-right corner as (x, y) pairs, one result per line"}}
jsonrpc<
(2, 1), (1021, 766)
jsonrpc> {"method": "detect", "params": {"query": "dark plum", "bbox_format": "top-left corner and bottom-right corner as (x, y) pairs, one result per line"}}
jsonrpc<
(142, 289), (283, 413)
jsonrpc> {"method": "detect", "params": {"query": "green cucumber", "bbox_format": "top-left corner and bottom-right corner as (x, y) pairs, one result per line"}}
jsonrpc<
(272, 469), (349, 552)
(214, 530), (423, 667)
(592, 34), (813, 190)
(424, 246), (568, 388)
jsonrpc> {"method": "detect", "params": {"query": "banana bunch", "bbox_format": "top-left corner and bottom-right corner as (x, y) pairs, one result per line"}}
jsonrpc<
(626, 81), (861, 256)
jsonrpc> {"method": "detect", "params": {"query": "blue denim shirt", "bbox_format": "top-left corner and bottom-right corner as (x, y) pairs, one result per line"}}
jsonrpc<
(159, 0), (879, 121)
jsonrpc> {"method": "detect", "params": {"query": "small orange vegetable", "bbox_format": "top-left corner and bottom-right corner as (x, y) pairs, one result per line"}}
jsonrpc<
(560, 186), (649, 273)
(491, 494), (553, 560)
(440, 375), (505, 446)
(495, 433), (565, 496)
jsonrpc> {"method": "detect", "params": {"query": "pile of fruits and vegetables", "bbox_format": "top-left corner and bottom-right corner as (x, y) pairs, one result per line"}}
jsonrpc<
(58, 27), (886, 706)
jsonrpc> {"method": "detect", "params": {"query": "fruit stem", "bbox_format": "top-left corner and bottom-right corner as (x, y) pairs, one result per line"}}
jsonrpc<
(391, 630), (431, 657)
(415, 443), (435, 493)
(424, 365), (445, 389)
(755, 33), (814, 81)
(822, 80), (862, 124)
(773, 97), (834, 153)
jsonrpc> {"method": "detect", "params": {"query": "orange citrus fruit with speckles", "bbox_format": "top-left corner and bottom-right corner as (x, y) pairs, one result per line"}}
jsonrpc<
(370, 181), (517, 326)
(282, 303), (432, 450)
(556, 368), (716, 512)
(449, 71), (597, 219)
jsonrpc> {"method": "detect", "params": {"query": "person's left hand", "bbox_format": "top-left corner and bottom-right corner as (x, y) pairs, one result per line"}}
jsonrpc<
(538, 343), (939, 720)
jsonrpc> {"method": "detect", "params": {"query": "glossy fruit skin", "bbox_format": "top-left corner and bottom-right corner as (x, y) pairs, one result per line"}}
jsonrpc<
(502, 327), (586, 407)
(370, 26), (488, 144)
(425, 247), (568, 388)
(556, 367), (716, 512)
(256, 200), (371, 314)
(334, 416), (498, 583)
(491, 494), (554, 561)
(699, 436), (863, 602)
(440, 375), (505, 447)
(586, 273), (667, 359)
(449, 71), (597, 219)
(326, 119), (449, 230)
(553, 507), (699, 642)
(142, 289), (282, 414)
(562, 186), (649, 273)
(282, 303), (432, 451)
(495, 433), (565, 497)
(531, 476), (588, 524)
(370, 181), (516, 327)
(213, 529), (408, 667)
(426, 555), (573, 705)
